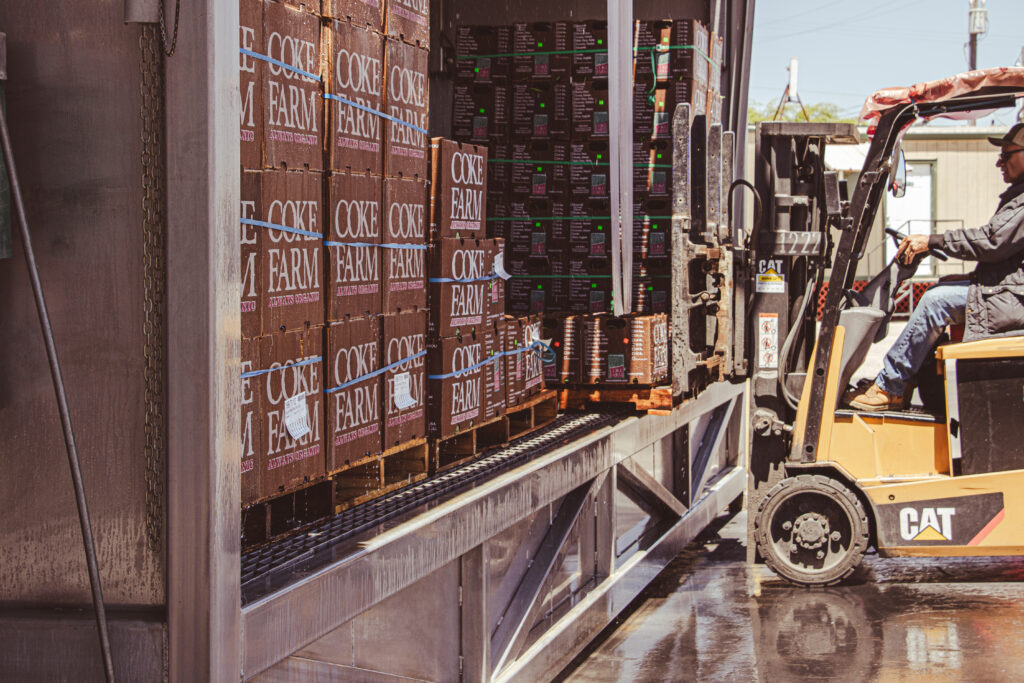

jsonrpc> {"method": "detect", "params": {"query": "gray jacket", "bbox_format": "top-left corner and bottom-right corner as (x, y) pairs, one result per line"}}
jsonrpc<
(933, 182), (1024, 341)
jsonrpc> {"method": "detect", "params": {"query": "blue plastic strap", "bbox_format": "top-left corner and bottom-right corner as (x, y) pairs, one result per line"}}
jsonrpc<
(240, 48), (322, 82)
(242, 218), (322, 240)
(428, 274), (499, 284)
(324, 349), (426, 394)
(324, 240), (428, 250)
(324, 92), (429, 136)
(242, 355), (322, 380)
(428, 353), (502, 380)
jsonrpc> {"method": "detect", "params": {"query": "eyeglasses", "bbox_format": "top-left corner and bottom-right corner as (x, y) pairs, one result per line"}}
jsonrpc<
(998, 148), (1024, 163)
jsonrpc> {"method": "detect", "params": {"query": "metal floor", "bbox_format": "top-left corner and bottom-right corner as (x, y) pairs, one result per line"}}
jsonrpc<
(561, 510), (1024, 682)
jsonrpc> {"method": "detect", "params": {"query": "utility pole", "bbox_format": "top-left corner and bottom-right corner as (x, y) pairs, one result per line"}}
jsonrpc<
(967, 0), (987, 126)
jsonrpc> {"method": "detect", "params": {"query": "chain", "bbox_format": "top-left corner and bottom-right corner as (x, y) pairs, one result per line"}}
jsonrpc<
(159, 0), (181, 57)
(140, 24), (167, 552)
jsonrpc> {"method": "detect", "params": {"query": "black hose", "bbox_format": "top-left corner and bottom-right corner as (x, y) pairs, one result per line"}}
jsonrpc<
(0, 101), (115, 682)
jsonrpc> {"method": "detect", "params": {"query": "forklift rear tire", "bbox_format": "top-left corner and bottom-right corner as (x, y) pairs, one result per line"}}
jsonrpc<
(753, 474), (870, 586)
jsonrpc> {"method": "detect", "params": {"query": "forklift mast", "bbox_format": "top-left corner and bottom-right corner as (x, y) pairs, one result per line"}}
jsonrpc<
(746, 122), (860, 553)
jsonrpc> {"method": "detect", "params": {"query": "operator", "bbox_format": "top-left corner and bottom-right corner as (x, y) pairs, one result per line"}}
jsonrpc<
(845, 123), (1024, 411)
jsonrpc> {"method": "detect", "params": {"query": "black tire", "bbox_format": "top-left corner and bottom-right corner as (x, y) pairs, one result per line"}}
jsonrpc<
(753, 474), (870, 586)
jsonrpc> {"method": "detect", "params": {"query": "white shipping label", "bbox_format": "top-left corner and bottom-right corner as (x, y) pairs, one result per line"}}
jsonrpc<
(758, 313), (779, 369)
(393, 371), (416, 409)
(493, 251), (512, 280)
(284, 394), (312, 441)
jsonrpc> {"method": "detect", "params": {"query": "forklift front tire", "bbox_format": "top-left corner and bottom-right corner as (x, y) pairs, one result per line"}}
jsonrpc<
(753, 474), (870, 586)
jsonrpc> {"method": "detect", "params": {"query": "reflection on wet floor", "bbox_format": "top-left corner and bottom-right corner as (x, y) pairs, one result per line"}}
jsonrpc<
(560, 511), (1024, 682)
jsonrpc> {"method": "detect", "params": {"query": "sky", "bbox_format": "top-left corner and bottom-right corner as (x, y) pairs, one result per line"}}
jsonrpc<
(749, 0), (1024, 125)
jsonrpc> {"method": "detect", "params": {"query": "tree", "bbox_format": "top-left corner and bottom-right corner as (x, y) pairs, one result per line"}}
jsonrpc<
(747, 100), (858, 124)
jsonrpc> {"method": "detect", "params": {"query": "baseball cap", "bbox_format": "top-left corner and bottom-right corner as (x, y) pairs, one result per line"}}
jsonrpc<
(988, 123), (1024, 147)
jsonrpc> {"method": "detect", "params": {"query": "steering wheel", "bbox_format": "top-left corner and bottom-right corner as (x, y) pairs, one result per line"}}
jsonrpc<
(885, 227), (949, 263)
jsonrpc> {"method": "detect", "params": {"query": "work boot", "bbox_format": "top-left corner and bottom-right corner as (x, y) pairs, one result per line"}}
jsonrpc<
(843, 382), (905, 412)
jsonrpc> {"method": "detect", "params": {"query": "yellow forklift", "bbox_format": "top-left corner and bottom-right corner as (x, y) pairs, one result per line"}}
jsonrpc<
(747, 69), (1024, 585)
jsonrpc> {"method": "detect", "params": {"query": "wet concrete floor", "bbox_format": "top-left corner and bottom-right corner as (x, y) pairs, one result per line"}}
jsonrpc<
(560, 510), (1024, 682)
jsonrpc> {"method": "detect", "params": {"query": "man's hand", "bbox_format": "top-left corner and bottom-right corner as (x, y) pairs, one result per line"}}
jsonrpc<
(896, 233), (931, 264)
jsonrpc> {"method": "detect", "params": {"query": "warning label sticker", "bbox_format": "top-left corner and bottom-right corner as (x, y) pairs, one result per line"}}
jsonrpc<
(756, 259), (785, 294)
(758, 313), (779, 369)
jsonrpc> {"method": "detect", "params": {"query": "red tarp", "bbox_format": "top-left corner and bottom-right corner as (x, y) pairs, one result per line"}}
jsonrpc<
(860, 67), (1024, 122)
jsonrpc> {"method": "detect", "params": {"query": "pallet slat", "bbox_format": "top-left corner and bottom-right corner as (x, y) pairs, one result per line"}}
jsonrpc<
(559, 385), (675, 413)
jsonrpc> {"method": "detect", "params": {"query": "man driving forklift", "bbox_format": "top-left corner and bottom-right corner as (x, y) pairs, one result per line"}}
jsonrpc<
(844, 123), (1024, 411)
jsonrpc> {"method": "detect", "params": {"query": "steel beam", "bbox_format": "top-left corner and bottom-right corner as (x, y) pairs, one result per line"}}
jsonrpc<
(617, 458), (687, 518)
(495, 466), (746, 683)
(165, 0), (241, 680)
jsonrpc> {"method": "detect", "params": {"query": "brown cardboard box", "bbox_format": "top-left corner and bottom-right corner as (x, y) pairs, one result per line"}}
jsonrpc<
(707, 91), (722, 125)
(485, 318), (506, 419)
(512, 22), (570, 80)
(487, 142), (510, 192)
(630, 314), (669, 383)
(325, 316), (382, 472)
(324, 0), (384, 32)
(428, 237), (491, 338)
(427, 328), (498, 439)
(521, 314), (544, 398)
(383, 176), (427, 313)
(504, 316), (525, 408)
(568, 199), (612, 261)
(508, 277), (568, 316)
(241, 337), (262, 506)
(508, 140), (570, 198)
(257, 327), (325, 498)
(632, 137), (673, 200)
(568, 274), (613, 315)
(633, 19), (709, 85)
(385, 0), (429, 49)
(452, 80), (510, 144)
(328, 19), (384, 174)
(633, 263), (671, 315)
(382, 311), (427, 447)
(486, 191), (509, 240)
(504, 198), (561, 266)
(511, 79), (570, 140)
(384, 39), (429, 178)
(569, 140), (610, 199)
(553, 315), (582, 384)
(263, 0), (324, 170)
(240, 170), (263, 339)
(258, 170), (324, 334)
(279, 0), (321, 15)
(429, 138), (488, 240)
(708, 33), (724, 93)
(633, 200), (671, 264)
(240, 0), (263, 171)
(486, 239), (507, 325)
(570, 78), (609, 139)
(581, 314), (669, 384)
(455, 25), (512, 82)
(633, 81), (706, 139)
(571, 21), (608, 79)
(327, 171), (382, 321)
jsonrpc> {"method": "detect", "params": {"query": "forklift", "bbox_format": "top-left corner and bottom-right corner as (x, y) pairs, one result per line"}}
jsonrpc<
(747, 69), (1024, 586)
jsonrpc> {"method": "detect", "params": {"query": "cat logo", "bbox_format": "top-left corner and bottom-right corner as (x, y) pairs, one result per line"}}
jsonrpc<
(899, 507), (955, 542)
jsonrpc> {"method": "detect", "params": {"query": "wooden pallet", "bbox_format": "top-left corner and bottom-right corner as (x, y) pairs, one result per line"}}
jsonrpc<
(240, 439), (430, 549)
(433, 389), (559, 473)
(241, 478), (333, 549)
(559, 384), (676, 415)
(333, 438), (430, 513)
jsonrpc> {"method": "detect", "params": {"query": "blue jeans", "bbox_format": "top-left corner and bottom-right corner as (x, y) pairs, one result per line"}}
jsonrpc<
(875, 282), (968, 396)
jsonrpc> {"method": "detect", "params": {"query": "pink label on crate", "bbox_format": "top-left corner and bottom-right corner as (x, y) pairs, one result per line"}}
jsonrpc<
(452, 407), (480, 425)
(269, 129), (318, 145)
(241, 130), (255, 142)
(267, 443), (321, 470)
(334, 422), (379, 446)
(241, 458), (255, 473)
(387, 407), (424, 427)
(268, 291), (320, 308)
(338, 137), (380, 152)
(595, 121), (608, 135)
(241, 300), (256, 313)
(452, 314), (484, 327)
(534, 123), (548, 136)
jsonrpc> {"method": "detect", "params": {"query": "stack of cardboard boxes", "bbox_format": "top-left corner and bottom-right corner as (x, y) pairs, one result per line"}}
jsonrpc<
(239, 0), (430, 509)
(453, 17), (720, 321)
(426, 138), (509, 439)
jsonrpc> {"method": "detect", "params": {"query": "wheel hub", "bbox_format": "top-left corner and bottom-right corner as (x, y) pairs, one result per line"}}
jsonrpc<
(792, 512), (830, 550)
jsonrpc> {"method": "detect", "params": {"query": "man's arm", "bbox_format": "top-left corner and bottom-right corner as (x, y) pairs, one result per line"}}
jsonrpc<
(933, 202), (1024, 263)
